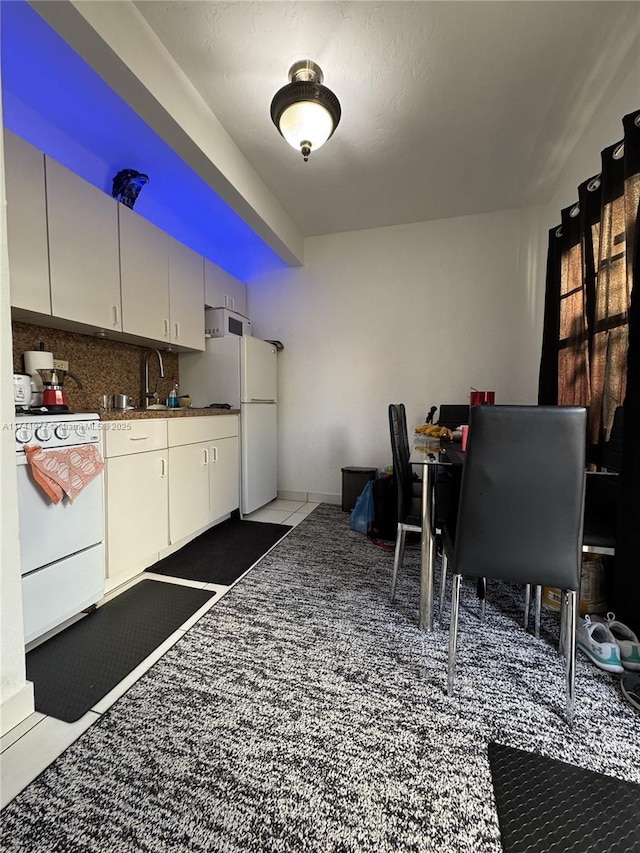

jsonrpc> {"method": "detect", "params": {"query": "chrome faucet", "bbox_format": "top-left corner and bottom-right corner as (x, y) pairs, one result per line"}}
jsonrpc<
(142, 348), (165, 407)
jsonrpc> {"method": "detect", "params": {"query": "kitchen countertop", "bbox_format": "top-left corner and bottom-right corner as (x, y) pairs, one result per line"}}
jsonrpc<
(97, 408), (240, 420)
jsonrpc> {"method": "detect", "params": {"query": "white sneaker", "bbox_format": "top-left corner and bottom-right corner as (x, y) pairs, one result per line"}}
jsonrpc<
(604, 612), (640, 671)
(576, 615), (624, 673)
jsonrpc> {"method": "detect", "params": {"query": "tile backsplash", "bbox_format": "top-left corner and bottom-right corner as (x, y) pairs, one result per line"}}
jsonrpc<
(12, 321), (180, 413)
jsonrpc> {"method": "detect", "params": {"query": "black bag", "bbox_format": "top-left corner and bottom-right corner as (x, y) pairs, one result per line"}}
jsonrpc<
(369, 475), (398, 541)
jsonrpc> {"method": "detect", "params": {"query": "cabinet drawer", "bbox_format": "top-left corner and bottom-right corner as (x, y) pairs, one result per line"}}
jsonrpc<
(168, 415), (238, 447)
(102, 420), (168, 457)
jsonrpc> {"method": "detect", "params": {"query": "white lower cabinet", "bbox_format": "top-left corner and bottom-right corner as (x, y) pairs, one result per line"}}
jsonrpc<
(105, 449), (169, 589)
(103, 416), (239, 589)
(168, 441), (211, 544)
(167, 416), (240, 545)
(103, 420), (169, 590)
(210, 436), (240, 522)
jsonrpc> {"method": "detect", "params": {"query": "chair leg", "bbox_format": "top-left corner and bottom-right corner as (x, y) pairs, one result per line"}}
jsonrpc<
(534, 585), (542, 639)
(524, 584), (531, 630)
(391, 525), (407, 601)
(448, 574), (462, 695)
(564, 590), (577, 724)
(439, 552), (448, 617)
(477, 577), (486, 621)
(559, 593), (566, 655)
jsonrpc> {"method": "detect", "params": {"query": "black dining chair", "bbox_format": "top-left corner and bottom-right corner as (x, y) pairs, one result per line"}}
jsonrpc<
(441, 405), (587, 723)
(388, 404), (422, 600)
(528, 405), (623, 636)
(429, 404), (468, 614)
(434, 404), (470, 431)
(582, 405), (623, 557)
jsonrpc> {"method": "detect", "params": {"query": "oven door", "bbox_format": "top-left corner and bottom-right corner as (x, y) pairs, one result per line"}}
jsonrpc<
(17, 452), (104, 575)
(17, 451), (105, 644)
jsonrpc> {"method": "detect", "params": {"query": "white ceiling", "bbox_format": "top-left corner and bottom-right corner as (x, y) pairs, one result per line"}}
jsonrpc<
(133, 1), (639, 238)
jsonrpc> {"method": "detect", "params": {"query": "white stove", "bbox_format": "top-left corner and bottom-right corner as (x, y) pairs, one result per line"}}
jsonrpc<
(15, 412), (100, 453)
(16, 411), (105, 645)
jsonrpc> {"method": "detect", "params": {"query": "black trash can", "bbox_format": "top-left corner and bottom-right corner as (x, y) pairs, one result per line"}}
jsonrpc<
(341, 467), (377, 512)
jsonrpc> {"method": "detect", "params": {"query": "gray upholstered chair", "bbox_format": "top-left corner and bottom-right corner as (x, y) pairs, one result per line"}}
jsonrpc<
(441, 405), (587, 723)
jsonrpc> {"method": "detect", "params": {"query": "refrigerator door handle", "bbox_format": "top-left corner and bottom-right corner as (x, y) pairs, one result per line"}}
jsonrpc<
(245, 398), (276, 403)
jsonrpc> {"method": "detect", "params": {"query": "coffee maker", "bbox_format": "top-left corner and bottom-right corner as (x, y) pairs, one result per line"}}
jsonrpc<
(36, 368), (83, 413)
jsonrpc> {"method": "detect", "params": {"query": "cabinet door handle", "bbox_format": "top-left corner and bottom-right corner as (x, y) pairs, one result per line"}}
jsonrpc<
(212, 446), (218, 463)
(113, 304), (119, 326)
(164, 318), (170, 336)
(130, 436), (149, 441)
(174, 321), (180, 339)
(160, 458), (166, 478)
(203, 448), (209, 464)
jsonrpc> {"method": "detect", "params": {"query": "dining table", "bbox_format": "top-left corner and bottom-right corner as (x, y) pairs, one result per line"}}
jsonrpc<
(409, 440), (464, 631)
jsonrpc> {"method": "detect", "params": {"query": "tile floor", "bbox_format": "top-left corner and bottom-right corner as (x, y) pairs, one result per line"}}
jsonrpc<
(0, 500), (319, 809)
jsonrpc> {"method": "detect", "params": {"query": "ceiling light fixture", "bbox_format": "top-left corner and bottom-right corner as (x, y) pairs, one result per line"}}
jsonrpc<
(270, 60), (341, 162)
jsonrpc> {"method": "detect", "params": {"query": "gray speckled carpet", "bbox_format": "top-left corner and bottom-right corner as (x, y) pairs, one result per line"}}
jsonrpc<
(2, 504), (638, 852)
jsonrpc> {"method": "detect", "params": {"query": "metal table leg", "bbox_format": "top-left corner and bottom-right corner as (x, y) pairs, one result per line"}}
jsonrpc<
(419, 464), (436, 631)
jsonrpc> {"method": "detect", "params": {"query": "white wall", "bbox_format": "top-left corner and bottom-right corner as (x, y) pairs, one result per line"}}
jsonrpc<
(249, 205), (545, 500)
(248, 53), (639, 504)
(544, 56), (640, 228)
(0, 82), (34, 735)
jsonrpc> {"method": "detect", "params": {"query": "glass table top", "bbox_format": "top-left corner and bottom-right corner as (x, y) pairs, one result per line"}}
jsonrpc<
(409, 440), (465, 466)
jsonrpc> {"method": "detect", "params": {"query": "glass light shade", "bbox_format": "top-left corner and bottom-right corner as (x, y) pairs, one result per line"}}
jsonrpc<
(278, 101), (335, 153)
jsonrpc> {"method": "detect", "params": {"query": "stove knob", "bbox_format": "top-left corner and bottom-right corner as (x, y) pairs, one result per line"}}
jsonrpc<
(55, 423), (71, 440)
(16, 424), (33, 444)
(75, 423), (87, 438)
(35, 424), (53, 442)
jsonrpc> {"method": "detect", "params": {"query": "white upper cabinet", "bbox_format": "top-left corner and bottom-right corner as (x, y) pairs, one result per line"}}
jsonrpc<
(4, 130), (51, 314)
(45, 157), (122, 331)
(119, 205), (171, 342)
(204, 258), (247, 316)
(168, 236), (205, 351)
(4, 134), (207, 348)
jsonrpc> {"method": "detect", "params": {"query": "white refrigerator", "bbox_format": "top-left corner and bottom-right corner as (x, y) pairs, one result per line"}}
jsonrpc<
(179, 336), (278, 515)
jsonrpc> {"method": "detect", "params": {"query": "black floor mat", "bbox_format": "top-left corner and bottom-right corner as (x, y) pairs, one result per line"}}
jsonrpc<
(26, 580), (214, 723)
(147, 517), (291, 584)
(488, 742), (640, 852)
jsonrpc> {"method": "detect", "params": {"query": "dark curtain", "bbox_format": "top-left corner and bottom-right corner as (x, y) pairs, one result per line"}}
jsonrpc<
(537, 227), (562, 404)
(538, 109), (640, 632)
(616, 161), (640, 634)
